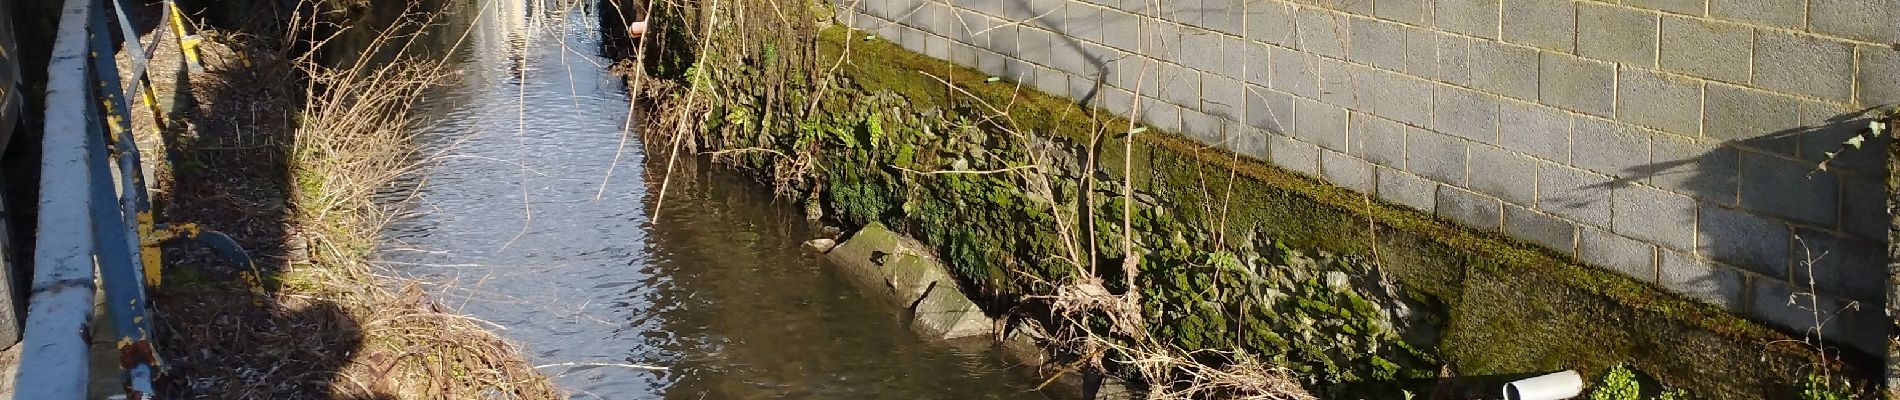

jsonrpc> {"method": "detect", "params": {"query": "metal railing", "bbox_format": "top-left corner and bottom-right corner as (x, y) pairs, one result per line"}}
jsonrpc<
(12, 0), (213, 398)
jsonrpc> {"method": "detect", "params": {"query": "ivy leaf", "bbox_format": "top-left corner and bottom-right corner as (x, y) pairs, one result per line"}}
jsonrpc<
(985, 76), (1001, 83)
(1845, 134), (1866, 149)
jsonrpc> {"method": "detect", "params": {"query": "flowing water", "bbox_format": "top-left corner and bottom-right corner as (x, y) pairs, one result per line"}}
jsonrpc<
(373, 1), (1060, 398)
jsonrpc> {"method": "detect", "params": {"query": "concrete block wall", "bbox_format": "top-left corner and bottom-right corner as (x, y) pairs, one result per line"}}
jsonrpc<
(835, 0), (1895, 354)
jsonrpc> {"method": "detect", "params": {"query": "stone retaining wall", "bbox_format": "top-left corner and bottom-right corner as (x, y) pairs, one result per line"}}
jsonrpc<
(834, 0), (1895, 355)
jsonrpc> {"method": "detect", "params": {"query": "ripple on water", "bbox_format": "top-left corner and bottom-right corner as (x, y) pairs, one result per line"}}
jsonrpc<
(375, 1), (1061, 399)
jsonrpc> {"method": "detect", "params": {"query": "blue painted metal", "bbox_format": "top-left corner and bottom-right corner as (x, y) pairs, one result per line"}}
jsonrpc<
(87, 0), (161, 397)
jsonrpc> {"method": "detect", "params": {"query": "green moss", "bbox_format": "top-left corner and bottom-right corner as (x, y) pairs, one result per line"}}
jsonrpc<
(661, 18), (1874, 398)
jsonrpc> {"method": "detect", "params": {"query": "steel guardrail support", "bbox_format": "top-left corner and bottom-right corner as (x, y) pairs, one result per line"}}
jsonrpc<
(87, 0), (162, 396)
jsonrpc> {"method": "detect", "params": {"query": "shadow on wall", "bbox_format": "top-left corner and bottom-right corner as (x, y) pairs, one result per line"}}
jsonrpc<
(1580, 101), (1892, 360)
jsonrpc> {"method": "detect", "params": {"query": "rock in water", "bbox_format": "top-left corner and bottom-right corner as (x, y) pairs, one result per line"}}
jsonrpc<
(802, 238), (838, 253)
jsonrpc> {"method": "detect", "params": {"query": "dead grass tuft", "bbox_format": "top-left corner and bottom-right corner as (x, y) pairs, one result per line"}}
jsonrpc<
(144, 1), (561, 398)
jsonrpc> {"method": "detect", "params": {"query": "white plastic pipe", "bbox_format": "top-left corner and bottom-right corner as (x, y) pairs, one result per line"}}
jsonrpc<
(1503, 370), (1585, 400)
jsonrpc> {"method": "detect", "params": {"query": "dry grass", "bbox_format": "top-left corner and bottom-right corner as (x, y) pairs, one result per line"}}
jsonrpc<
(142, 1), (561, 398)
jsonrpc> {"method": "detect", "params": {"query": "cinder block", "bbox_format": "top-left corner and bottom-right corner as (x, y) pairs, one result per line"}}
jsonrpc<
(1439, 36), (1540, 100)
(950, 41), (980, 68)
(1626, 0), (1705, 15)
(1050, 40), (1090, 75)
(1616, 67), (1702, 136)
(926, 32), (952, 59)
(1649, 136), (1740, 205)
(1033, 66), (1070, 96)
(1538, 52), (1616, 117)
(1753, 31), (1854, 103)
(988, 22), (1021, 57)
(1334, 0), (1379, 16)
(1502, 0), (1577, 52)
(1434, 85), (1501, 144)
(1149, 22), (1186, 64)
(1577, 3), (1659, 66)
(1505, 205), (1579, 254)
(1321, 150), (1378, 192)
(1839, 176), (1886, 240)
(1247, 2), (1298, 46)
(1659, 16), (1749, 83)
(1438, 185), (1504, 231)
(1269, 133), (1321, 176)
(1003, 0), (1037, 20)
(1081, 42), (1124, 77)
(899, 25), (928, 53)
(1468, 144), (1539, 205)
(1270, 45), (1317, 97)
(1246, 84), (1297, 132)
(1789, 229), (1885, 303)
(1198, 0), (1244, 34)
(1858, 46), (1900, 107)
(1580, 228), (1659, 281)
(1295, 97), (1351, 152)
(1216, 35), (1248, 80)
(1538, 163), (1613, 228)
(1571, 117), (1654, 178)
(1028, 0), (1066, 29)
(1710, 0), (1805, 29)
(1738, 151), (1839, 227)
(956, 0), (1002, 17)
(1203, 73), (1246, 120)
(1101, 9), (1142, 51)
(1379, 167), (1440, 211)
(1243, 41), (1271, 87)
(1183, 109), (1229, 146)
(1350, 114), (1407, 168)
(925, 2), (958, 36)
(1156, 63), (1203, 108)
(976, 49), (1008, 77)
(1748, 280), (1888, 356)
(1348, 17), (1408, 71)
(1066, 3), (1107, 43)
(1795, 101), (1883, 174)
(1294, 8), (1349, 58)
(1163, 0), (1200, 26)
(1377, 0), (1434, 25)
(1407, 128), (1470, 185)
(1699, 204), (1790, 278)
(1017, 26), (1056, 65)
(1098, 85), (1136, 115)
(1808, 0), (1900, 42)
(1436, 0), (1501, 39)
(1404, 27), (1441, 79)
(1703, 83), (1804, 153)
(1180, 28), (1225, 73)
(1141, 96), (1185, 132)
(1360, 69), (1435, 128)
(1613, 182), (1697, 250)
(1004, 57), (1037, 83)
(1311, 58), (1362, 108)
(1499, 100), (1572, 162)
(1231, 127), (1271, 160)
(1658, 251), (1745, 312)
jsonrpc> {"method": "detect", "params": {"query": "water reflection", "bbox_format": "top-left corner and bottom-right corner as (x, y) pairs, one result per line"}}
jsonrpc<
(375, 1), (1058, 398)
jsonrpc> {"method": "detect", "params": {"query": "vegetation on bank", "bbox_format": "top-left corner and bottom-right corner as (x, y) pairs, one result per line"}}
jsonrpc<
(139, 2), (559, 398)
(625, 1), (1878, 398)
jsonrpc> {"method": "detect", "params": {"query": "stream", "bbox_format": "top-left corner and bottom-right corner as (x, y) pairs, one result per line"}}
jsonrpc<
(371, 0), (1061, 398)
